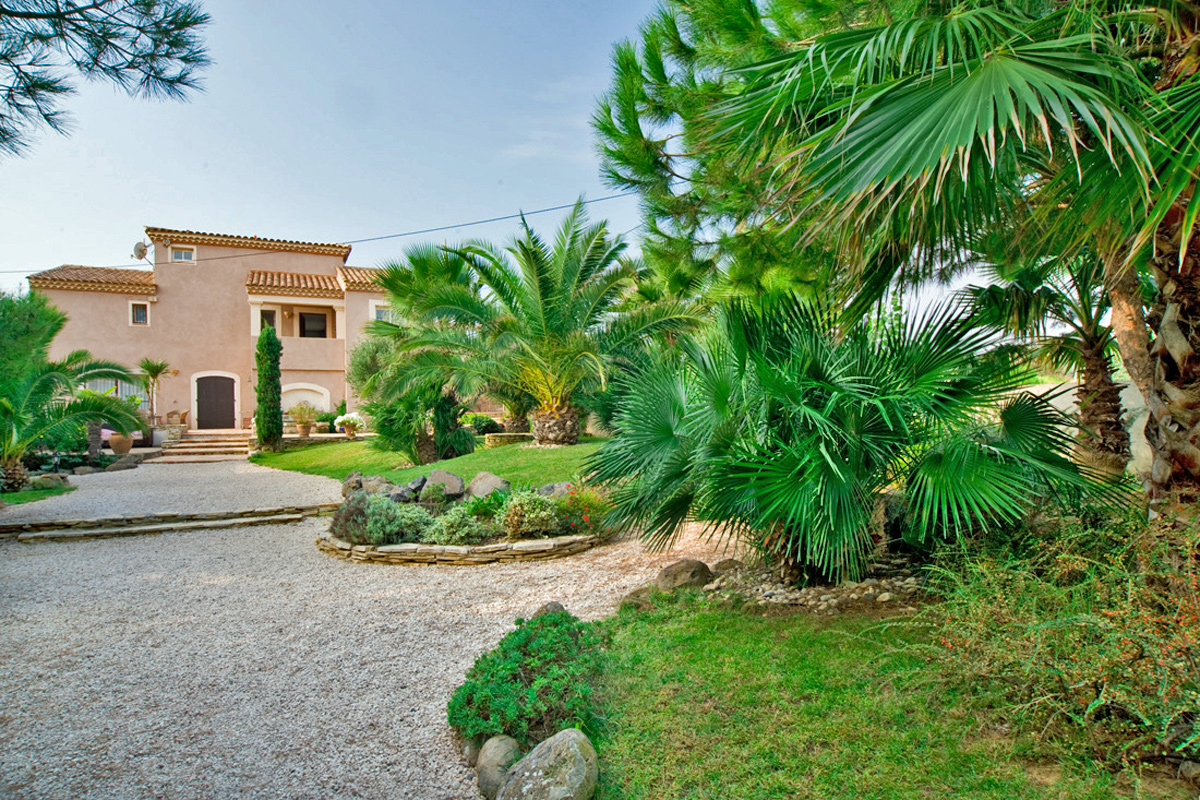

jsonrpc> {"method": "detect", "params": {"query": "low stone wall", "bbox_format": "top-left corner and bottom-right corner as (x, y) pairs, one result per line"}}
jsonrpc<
(0, 503), (341, 538)
(484, 433), (534, 448)
(317, 532), (602, 565)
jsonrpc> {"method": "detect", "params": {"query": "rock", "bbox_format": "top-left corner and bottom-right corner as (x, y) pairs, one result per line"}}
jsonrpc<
(462, 736), (483, 767)
(532, 601), (566, 618)
(342, 471), (364, 498)
(72, 466), (96, 476)
(387, 487), (415, 504)
(1180, 761), (1200, 781)
(426, 469), (466, 500)
(656, 559), (714, 591)
(536, 481), (572, 498)
(619, 585), (654, 612)
(407, 475), (427, 494)
(30, 474), (68, 490)
(468, 471), (511, 499)
(495, 728), (598, 800)
(477, 735), (523, 800)
(711, 558), (744, 575)
(360, 475), (393, 495)
(104, 455), (140, 472)
(876, 592), (894, 603)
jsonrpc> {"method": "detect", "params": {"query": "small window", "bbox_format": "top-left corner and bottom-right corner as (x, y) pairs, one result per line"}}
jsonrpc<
(299, 312), (327, 338)
(171, 247), (194, 263)
(260, 309), (276, 329)
(374, 305), (393, 322)
(130, 302), (149, 326)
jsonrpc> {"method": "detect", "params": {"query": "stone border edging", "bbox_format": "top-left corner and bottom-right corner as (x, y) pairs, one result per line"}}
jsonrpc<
(1, 503), (341, 539)
(317, 532), (602, 565)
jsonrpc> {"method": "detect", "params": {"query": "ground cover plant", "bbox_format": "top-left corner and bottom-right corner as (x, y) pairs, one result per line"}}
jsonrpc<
(448, 610), (601, 745)
(590, 595), (1168, 800)
(250, 438), (604, 488)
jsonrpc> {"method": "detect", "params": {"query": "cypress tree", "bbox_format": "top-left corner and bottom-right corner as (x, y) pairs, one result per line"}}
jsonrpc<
(254, 326), (283, 451)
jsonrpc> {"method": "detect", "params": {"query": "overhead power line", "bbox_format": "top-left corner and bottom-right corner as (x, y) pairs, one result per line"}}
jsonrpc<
(0, 191), (639, 276)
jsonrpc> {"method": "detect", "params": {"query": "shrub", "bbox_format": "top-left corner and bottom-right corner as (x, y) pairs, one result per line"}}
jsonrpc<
(926, 507), (1200, 764)
(288, 401), (319, 425)
(428, 504), (491, 546)
(365, 496), (434, 546)
(463, 413), (502, 435)
(254, 326), (283, 450)
(419, 483), (448, 514)
(447, 611), (601, 744)
(557, 486), (612, 536)
(330, 490), (371, 544)
(460, 488), (511, 520)
(500, 490), (563, 539)
(317, 411), (337, 433)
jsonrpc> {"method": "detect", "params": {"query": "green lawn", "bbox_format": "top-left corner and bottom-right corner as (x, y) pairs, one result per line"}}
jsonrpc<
(250, 438), (604, 488)
(593, 595), (1169, 800)
(1, 485), (74, 505)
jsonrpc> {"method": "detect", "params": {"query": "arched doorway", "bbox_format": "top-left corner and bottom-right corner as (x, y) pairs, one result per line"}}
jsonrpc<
(196, 375), (236, 429)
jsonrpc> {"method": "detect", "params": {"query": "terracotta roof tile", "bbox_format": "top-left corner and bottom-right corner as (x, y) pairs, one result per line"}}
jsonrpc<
(28, 265), (156, 294)
(338, 266), (384, 292)
(146, 227), (352, 260)
(245, 270), (344, 298)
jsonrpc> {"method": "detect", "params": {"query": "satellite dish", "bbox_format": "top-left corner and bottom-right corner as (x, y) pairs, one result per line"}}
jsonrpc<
(132, 242), (147, 260)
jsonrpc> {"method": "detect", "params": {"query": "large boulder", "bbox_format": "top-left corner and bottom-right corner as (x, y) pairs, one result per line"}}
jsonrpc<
(73, 466), (96, 476)
(655, 560), (713, 591)
(495, 728), (598, 800)
(387, 487), (415, 504)
(426, 469), (466, 500)
(342, 471), (364, 498)
(619, 585), (654, 613)
(536, 482), (572, 498)
(360, 475), (394, 495)
(407, 475), (427, 494)
(476, 735), (522, 800)
(468, 471), (511, 499)
(30, 473), (69, 490)
(104, 454), (141, 472)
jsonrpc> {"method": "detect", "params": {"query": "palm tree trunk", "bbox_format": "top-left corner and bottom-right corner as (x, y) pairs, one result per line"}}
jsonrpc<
(415, 428), (439, 465)
(1104, 231), (1200, 500)
(1074, 343), (1131, 477)
(1, 458), (29, 493)
(503, 415), (530, 433)
(531, 403), (581, 445)
(87, 422), (103, 463)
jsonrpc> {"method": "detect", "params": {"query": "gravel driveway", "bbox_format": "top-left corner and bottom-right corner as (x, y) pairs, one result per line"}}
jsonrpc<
(0, 516), (731, 799)
(0, 462), (343, 524)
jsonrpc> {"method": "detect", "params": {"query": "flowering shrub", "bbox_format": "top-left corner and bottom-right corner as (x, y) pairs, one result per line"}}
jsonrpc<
(335, 412), (366, 431)
(556, 486), (613, 536)
(500, 490), (563, 539)
(927, 507), (1199, 763)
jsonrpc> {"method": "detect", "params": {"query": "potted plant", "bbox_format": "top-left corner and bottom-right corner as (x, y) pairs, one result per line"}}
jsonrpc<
(289, 401), (319, 438)
(107, 395), (144, 454)
(335, 411), (365, 439)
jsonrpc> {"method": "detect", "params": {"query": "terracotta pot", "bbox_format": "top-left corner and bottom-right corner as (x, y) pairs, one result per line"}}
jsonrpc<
(109, 432), (134, 455)
(297, 423), (313, 438)
(344, 426), (358, 440)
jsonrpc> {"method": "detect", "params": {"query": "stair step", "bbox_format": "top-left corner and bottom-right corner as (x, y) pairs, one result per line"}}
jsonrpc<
(163, 445), (248, 452)
(150, 454), (248, 463)
(17, 514), (305, 542)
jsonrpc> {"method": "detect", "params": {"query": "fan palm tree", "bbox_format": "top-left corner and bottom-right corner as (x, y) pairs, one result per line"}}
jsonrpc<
(717, 0), (1200, 498)
(1, 350), (142, 491)
(137, 357), (170, 425)
(965, 251), (1131, 476)
(378, 202), (697, 445)
(588, 296), (1100, 582)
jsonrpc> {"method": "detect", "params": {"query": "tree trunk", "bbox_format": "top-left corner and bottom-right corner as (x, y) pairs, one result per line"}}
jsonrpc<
(530, 404), (581, 445)
(415, 428), (438, 465)
(1074, 343), (1131, 478)
(87, 422), (102, 463)
(0, 458), (29, 493)
(503, 415), (530, 433)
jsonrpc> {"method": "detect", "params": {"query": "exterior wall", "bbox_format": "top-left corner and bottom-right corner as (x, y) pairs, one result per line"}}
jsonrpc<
(38, 238), (382, 429)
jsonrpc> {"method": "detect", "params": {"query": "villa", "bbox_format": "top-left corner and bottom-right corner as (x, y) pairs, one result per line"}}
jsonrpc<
(28, 227), (388, 430)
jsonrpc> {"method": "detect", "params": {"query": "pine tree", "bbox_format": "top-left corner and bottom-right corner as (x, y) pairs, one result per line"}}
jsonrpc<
(254, 326), (283, 451)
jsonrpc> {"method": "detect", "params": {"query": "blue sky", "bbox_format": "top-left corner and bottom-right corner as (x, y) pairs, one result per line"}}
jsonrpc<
(0, 0), (651, 292)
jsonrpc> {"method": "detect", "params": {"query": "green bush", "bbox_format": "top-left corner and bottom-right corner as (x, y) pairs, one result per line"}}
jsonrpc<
(463, 413), (503, 435)
(419, 483), (448, 514)
(254, 326), (283, 450)
(926, 507), (1200, 763)
(365, 495), (434, 546)
(330, 490), (371, 544)
(556, 486), (612, 537)
(317, 411), (337, 433)
(460, 488), (511, 520)
(428, 504), (491, 545)
(500, 490), (563, 539)
(447, 611), (601, 744)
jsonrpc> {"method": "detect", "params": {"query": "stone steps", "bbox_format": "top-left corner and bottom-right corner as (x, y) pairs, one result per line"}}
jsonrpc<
(17, 513), (305, 542)
(149, 454), (250, 463)
(158, 432), (252, 461)
(2, 502), (340, 541)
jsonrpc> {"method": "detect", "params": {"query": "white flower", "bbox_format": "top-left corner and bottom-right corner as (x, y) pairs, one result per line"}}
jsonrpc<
(335, 412), (366, 429)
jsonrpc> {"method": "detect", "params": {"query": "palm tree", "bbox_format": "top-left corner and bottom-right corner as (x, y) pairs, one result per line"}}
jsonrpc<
(1, 350), (142, 491)
(588, 297), (1099, 582)
(717, 1), (1200, 499)
(965, 252), (1131, 476)
(138, 357), (171, 426)
(379, 202), (697, 445)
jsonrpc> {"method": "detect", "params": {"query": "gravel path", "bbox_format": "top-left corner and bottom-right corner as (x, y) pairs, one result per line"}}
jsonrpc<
(0, 517), (733, 799)
(0, 462), (343, 524)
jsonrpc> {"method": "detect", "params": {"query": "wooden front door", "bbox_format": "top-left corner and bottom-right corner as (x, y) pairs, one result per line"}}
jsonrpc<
(196, 376), (236, 429)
